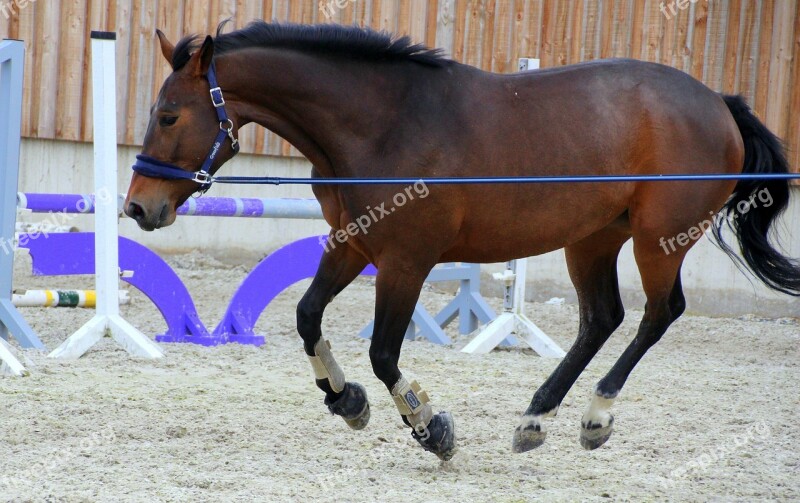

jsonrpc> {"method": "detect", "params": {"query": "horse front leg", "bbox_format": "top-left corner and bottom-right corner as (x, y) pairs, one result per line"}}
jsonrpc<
(297, 240), (371, 429)
(369, 259), (457, 461)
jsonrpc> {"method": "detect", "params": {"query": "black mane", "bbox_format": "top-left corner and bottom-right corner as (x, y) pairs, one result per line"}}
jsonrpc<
(171, 21), (450, 71)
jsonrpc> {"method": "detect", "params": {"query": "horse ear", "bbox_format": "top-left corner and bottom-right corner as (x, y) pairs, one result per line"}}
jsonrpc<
(155, 29), (175, 69)
(189, 35), (215, 77)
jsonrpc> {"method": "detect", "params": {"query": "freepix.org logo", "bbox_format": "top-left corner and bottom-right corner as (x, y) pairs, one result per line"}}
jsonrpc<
(318, 180), (430, 253)
(0, 0), (35, 20)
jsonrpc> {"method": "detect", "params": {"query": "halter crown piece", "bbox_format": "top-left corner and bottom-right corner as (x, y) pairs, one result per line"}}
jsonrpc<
(131, 61), (239, 194)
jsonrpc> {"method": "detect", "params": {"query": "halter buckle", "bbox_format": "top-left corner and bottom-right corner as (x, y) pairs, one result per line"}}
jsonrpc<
(192, 170), (213, 184)
(210, 87), (225, 107)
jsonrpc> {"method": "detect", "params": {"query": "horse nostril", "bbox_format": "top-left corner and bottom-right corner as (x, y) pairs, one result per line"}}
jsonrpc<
(127, 202), (146, 221)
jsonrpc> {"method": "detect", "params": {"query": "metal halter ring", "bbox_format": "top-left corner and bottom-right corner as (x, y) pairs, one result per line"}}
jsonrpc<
(220, 119), (238, 148)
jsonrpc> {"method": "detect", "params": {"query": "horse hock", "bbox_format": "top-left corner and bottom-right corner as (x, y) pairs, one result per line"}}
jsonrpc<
(391, 376), (456, 461)
(309, 339), (371, 430)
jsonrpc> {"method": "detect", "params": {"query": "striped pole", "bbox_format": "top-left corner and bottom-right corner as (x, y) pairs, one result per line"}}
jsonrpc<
(18, 193), (324, 220)
(12, 290), (130, 308)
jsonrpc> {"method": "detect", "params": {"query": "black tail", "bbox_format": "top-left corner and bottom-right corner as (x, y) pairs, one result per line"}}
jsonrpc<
(712, 95), (800, 296)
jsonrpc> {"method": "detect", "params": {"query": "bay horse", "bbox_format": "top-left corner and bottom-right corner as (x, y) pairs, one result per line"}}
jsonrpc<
(125, 22), (800, 460)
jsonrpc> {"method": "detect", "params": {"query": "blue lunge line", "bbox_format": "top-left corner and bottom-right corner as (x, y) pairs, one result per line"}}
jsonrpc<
(208, 173), (800, 186)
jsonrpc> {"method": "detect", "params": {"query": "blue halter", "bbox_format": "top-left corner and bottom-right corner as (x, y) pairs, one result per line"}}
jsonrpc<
(131, 61), (239, 194)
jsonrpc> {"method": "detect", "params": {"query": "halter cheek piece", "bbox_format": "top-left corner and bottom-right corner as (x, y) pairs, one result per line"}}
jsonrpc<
(131, 61), (239, 195)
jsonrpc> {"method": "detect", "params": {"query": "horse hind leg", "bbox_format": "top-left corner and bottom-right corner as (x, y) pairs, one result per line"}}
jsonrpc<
(580, 238), (688, 450)
(514, 225), (629, 453)
(297, 241), (371, 430)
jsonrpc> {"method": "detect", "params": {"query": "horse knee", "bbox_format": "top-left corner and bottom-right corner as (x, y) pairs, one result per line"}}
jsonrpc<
(296, 298), (323, 350)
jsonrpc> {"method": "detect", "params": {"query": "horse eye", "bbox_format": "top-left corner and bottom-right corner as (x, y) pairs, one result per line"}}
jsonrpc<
(159, 116), (178, 127)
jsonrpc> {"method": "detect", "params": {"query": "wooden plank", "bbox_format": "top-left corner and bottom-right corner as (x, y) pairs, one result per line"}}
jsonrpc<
(610, 0), (631, 58)
(408, 0), (427, 41)
(237, 0), (262, 25)
(788, 6), (800, 173)
(511, 0), (529, 60)
(114, 0), (133, 144)
(704, 0), (729, 91)
(234, 0), (262, 155)
(11, 0), (32, 136)
(569, 0), (583, 64)
(398, 0), (411, 35)
(80, 0), (108, 141)
(530, 0), (544, 58)
(452, 0), (467, 62)
(435, 0), (456, 56)
(599, 0), (614, 58)
(674, 0), (692, 71)
(262, 0), (275, 21)
(660, 0), (677, 67)
(32, 0), (61, 138)
(464, 0), (485, 68)
(452, 0), (469, 62)
(629, 0), (644, 60)
(125, 2), (161, 145)
(55, 0), (86, 141)
(764, 0), (797, 141)
(354, 0), (370, 27)
(753, 0), (773, 120)
(540, 0), (556, 66)
(300, 0), (316, 24)
(722, 0), (742, 94)
(184, 0), (210, 33)
(642, 0), (664, 63)
(288, 0), (303, 23)
(552, 0), (569, 66)
(736, 0), (759, 102)
(688, 0), (708, 81)
(425, 0), (439, 48)
(491, 0), (511, 72)
(581, 0), (599, 60)
(341, 0), (357, 24)
(480, 0), (496, 71)
(219, 0), (239, 26)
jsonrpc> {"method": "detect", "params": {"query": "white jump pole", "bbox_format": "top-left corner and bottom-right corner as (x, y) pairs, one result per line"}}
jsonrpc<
(48, 32), (163, 359)
(461, 260), (565, 357)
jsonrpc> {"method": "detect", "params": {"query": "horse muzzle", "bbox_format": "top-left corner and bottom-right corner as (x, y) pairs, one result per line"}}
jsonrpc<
(125, 199), (173, 231)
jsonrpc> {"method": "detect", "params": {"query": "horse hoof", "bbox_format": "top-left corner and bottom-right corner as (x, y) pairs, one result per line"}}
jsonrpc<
(580, 416), (614, 450)
(326, 382), (370, 430)
(413, 411), (457, 461)
(512, 416), (547, 453)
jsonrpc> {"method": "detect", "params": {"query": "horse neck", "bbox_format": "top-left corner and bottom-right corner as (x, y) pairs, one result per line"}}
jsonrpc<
(218, 49), (413, 177)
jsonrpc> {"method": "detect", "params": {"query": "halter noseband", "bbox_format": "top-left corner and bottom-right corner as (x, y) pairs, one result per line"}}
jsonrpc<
(131, 61), (240, 194)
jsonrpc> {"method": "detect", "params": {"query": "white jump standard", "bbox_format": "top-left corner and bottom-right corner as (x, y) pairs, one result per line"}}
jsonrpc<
(462, 259), (565, 357)
(48, 32), (163, 360)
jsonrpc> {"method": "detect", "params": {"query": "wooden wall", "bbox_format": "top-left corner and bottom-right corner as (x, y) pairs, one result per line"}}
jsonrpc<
(1, 0), (799, 170)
